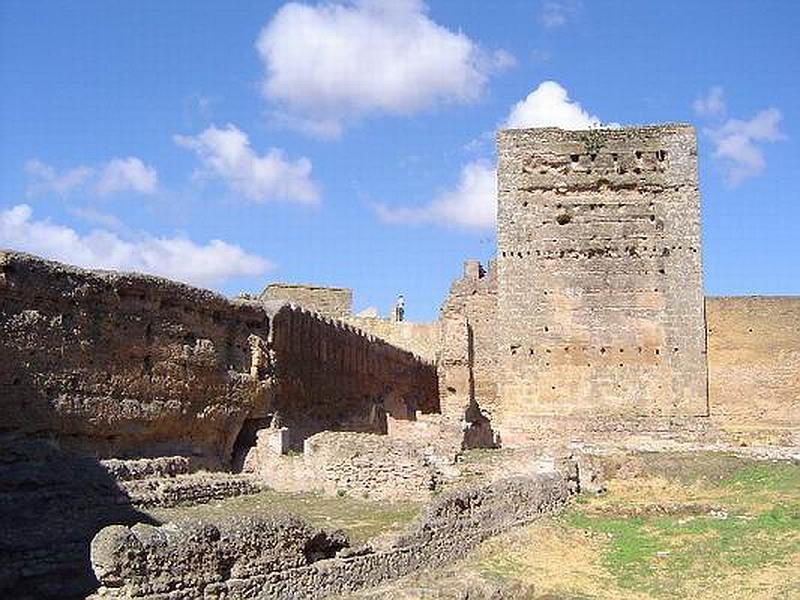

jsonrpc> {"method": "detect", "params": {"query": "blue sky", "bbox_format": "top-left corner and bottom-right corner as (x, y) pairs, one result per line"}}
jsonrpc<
(1, 0), (798, 320)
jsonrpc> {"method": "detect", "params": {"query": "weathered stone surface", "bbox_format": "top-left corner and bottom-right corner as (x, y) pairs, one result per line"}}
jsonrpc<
(707, 296), (800, 444)
(346, 316), (440, 364)
(259, 303), (440, 449)
(260, 282), (353, 319)
(89, 471), (574, 599)
(244, 430), (441, 501)
(0, 251), (270, 465)
(90, 515), (348, 598)
(495, 125), (709, 443)
(439, 260), (498, 421)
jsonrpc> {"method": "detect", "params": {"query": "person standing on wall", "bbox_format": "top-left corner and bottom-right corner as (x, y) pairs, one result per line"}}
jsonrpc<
(394, 294), (405, 322)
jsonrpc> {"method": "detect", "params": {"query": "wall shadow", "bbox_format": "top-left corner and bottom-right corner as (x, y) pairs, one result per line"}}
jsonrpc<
(0, 436), (158, 599)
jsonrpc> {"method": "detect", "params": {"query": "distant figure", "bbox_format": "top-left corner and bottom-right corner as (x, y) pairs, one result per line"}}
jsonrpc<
(394, 294), (405, 322)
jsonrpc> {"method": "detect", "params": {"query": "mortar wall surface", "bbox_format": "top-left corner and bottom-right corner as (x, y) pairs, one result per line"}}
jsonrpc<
(496, 126), (708, 438)
(706, 297), (800, 443)
(345, 317), (439, 363)
(260, 283), (352, 319)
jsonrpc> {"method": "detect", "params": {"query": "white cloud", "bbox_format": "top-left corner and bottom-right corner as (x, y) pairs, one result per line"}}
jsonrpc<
(175, 124), (320, 204)
(693, 87), (786, 186)
(257, 0), (512, 137)
(505, 80), (602, 129)
(25, 159), (94, 196)
(375, 160), (496, 230)
(0, 204), (271, 288)
(540, 0), (582, 28)
(376, 80), (610, 230)
(95, 157), (158, 196)
(26, 157), (158, 197)
(693, 86), (725, 118)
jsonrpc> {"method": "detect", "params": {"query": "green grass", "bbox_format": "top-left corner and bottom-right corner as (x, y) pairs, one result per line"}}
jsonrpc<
(560, 459), (800, 598)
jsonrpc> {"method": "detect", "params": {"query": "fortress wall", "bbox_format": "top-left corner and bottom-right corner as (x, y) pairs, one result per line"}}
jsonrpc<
(0, 251), (269, 465)
(707, 297), (800, 443)
(0, 251), (439, 465)
(495, 125), (708, 441)
(439, 260), (498, 419)
(260, 283), (353, 319)
(345, 316), (440, 363)
(265, 304), (440, 447)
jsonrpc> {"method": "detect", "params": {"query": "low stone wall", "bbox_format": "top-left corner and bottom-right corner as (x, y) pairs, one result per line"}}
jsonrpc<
(244, 430), (446, 501)
(90, 471), (574, 599)
(119, 472), (262, 508)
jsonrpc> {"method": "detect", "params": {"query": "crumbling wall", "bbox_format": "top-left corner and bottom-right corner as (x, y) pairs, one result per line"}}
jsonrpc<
(264, 304), (440, 447)
(496, 125), (708, 443)
(0, 251), (270, 465)
(260, 283), (353, 319)
(0, 252), (439, 465)
(439, 260), (498, 420)
(90, 471), (574, 599)
(707, 297), (800, 444)
(345, 316), (440, 363)
(244, 430), (441, 501)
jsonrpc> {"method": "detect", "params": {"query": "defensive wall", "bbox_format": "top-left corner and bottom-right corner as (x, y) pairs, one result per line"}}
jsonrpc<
(440, 259), (800, 445)
(345, 316), (440, 363)
(706, 296), (800, 445)
(0, 251), (270, 466)
(261, 281), (440, 362)
(0, 251), (439, 465)
(495, 125), (708, 442)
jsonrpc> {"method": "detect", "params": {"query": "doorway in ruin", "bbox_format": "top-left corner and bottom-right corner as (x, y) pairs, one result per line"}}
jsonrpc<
(231, 415), (273, 471)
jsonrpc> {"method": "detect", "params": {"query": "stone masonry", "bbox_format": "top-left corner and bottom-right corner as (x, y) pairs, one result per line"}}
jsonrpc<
(495, 125), (708, 441)
(260, 283), (353, 319)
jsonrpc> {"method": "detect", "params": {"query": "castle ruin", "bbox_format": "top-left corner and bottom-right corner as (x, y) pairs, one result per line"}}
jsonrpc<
(1, 124), (797, 599)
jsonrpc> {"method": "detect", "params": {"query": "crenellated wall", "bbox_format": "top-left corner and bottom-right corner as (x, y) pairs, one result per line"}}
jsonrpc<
(0, 252), (439, 465)
(262, 303), (440, 448)
(345, 316), (440, 363)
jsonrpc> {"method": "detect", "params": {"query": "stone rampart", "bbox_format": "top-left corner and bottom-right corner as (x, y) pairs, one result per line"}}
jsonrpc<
(90, 471), (573, 599)
(345, 316), (440, 363)
(707, 297), (800, 444)
(0, 251), (270, 466)
(262, 303), (440, 448)
(0, 251), (439, 464)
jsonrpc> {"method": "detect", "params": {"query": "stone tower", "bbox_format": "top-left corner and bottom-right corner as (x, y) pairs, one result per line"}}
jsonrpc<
(495, 124), (708, 440)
